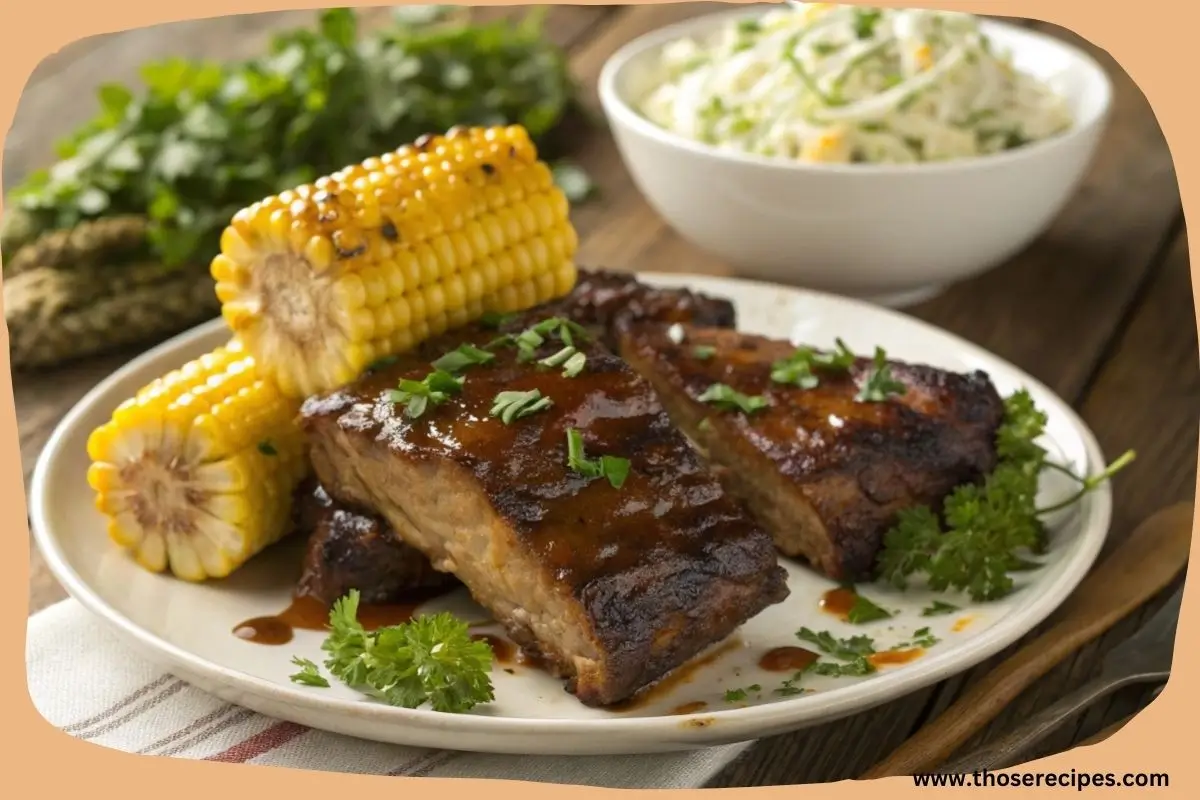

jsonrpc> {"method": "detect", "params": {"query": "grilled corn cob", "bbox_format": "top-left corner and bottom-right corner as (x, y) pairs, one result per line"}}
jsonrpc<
(212, 124), (580, 398)
(86, 339), (308, 580)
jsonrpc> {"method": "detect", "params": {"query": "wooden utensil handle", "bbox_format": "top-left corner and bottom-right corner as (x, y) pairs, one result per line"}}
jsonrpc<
(937, 676), (1128, 774)
(860, 503), (1193, 779)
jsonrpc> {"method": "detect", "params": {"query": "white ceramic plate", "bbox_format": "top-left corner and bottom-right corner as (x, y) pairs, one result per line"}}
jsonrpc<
(29, 273), (1111, 755)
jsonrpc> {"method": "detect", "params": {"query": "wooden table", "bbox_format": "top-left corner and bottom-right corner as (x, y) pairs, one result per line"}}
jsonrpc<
(10, 3), (1195, 785)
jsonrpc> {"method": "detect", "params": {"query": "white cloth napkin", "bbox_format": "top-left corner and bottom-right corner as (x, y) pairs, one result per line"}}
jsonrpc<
(26, 599), (752, 787)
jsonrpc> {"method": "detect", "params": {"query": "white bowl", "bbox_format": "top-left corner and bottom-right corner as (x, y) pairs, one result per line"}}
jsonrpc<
(597, 7), (1113, 307)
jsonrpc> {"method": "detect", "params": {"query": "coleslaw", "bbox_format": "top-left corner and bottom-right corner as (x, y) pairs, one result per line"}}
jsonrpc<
(636, 4), (1074, 164)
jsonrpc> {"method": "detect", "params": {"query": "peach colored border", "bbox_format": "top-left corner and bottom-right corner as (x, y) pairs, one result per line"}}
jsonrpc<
(1, 0), (1195, 795)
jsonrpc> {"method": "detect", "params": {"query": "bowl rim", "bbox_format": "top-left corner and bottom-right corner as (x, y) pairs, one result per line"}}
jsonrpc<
(597, 6), (1115, 176)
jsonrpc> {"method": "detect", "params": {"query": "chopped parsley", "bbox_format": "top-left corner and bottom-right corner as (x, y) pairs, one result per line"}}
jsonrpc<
(363, 354), (399, 373)
(723, 683), (761, 703)
(479, 311), (516, 330)
(795, 628), (878, 678)
(490, 389), (553, 424)
(697, 383), (769, 415)
(288, 657), (330, 688)
(796, 628), (876, 660)
(565, 428), (631, 489)
(845, 594), (893, 624)
(921, 600), (960, 617)
(773, 674), (808, 697)
(855, 346), (907, 402)
(911, 627), (940, 648)
(432, 343), (495, 373)
(387, 369), (464, 419)
(510, 316), (590, 362)
(771, 338), (856, 389)
(538, 345), (587, 377)
(562, 352), (587, 378)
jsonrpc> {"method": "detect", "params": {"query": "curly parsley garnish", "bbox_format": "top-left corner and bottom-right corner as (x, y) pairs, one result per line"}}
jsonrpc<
(565, 428), (631, 489)
(855, 346), (907, 402)
(697, 383), (769, 415)
(770, 338), (856, 389)
(877, 389), (1136, 601)
(387, 369), (464, 419)
(314, 590), (495, 713)
(491, 389), (553, 424)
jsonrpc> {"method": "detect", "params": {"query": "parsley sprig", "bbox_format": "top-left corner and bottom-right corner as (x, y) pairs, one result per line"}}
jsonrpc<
(770, 338), (855, 389)
(387, 369), (464, 419)
(877, 389), (1136, 601)
(565, 428), (631, 489)
(306, 590), (495, 713)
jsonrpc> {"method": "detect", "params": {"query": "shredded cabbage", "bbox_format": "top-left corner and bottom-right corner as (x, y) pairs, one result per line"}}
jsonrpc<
(637, 4), (1073, 164)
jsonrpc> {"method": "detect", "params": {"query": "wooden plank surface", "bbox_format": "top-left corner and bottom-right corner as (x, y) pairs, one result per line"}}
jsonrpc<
(8, 3), (1194, 786)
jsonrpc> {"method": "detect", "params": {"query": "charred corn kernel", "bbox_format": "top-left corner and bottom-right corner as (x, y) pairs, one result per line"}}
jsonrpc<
(86, 339), (308, 581)
(213, 125), (579, 397)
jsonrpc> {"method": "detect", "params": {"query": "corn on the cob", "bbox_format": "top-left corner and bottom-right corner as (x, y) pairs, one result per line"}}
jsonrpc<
(86, 339), (308, 580)
(212, 124), (580, 398)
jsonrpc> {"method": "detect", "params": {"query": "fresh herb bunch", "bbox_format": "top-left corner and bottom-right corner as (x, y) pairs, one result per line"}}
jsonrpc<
(4, 7), (582, 267)
(876, 389), (1136, 601)
(301, 589), (495, 713)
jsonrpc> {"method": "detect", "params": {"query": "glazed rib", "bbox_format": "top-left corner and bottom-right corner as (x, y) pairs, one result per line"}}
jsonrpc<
(618, 324), (1005, 581)
(293, 479), (459, 606)
(299, 309), (788, 706)
(292, 267), (738, 604)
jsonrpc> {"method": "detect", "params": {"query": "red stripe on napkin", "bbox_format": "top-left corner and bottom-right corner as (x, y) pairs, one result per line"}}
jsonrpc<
(203, 721), (309, 763)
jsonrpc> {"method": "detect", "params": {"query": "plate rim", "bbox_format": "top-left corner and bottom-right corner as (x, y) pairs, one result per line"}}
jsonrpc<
(28, 273), (1112, 752)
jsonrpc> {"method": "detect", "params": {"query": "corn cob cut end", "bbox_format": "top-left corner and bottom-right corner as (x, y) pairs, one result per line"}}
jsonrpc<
(87, 339), (308, 581)
(212, 125), (579, 398)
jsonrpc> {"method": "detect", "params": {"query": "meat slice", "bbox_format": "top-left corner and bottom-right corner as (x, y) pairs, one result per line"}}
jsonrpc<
(558, 268), (737, 350)
(292, 479), (459, 606)
(299, 310), (789, 706)
(293, 269), (738, 606)
(618, 324), (1005, 581)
